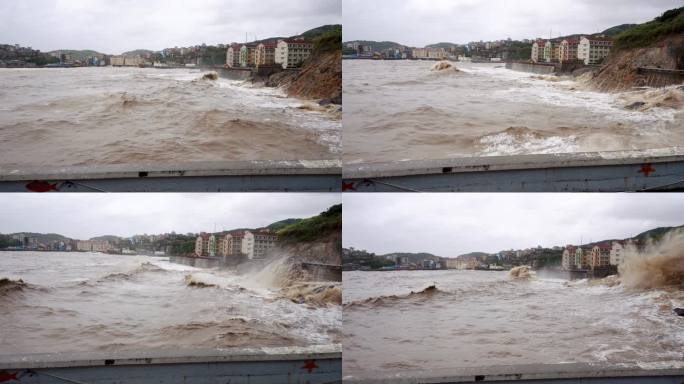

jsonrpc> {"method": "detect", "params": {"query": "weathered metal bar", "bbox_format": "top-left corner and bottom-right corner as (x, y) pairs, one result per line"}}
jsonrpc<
(342, 148), (684, 192)
(0, 346), (341, 384)
(344, 361), (684, 383)
(0, 159), (341, 192)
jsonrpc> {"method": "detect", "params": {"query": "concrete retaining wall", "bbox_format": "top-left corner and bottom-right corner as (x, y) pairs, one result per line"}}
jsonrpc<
(637, 67), (684, 88)
(506, 62), (556, 74)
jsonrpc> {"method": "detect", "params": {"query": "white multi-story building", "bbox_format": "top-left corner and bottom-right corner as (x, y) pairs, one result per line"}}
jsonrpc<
(241, 230), (278, 260)
(543, 40), (560, 63)
(255, 42), (276, 67)
(226, 43), (241, 67)
(275, 38), (314, 69)
(222, 231), (246, 258)
(195, 233), (210, 256)
(577, 36), (613, 65)
(239, 44), (257, 67)
(531, 40), (545, 63)
(76, 240), (112, 253)
(589, 243), (612, 268)
(559, 39), (580, 62)
(561, 245), (577, 270)
(207, 234), (216, 257)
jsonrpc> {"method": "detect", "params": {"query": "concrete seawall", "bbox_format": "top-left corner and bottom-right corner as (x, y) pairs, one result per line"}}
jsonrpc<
(300, 262), (342, 282)
(505, 62), (555, 74)
(637, 67), (684, 88)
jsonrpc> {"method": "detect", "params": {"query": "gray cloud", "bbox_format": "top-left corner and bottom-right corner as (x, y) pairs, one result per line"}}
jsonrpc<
(343, 194), (684, 257)
(343, 0), (681, 46)
(0, 193), (340, 240)
(0, 0), (341, 54)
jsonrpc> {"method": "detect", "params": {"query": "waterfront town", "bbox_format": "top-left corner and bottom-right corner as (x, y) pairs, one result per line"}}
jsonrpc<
(343, 33), (615, 65)
(0, 228), (279, 261)
(0, 25), (334, 69)
(343, 225), (681, 277)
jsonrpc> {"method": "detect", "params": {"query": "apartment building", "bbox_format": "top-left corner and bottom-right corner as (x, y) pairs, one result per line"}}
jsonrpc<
(76, 240), (112, 253)
(543, 40), (560, 63)
(221, 230), (246, 258)
(207, 234), (216, 257)
(241, 230), (278, 260)
(255, 42), (276, 67)
(275, 38), (314, 69)
(531, 40), (545, 63)
(589, 243), (612, 269)
(561, 245), (577, 270)
(195, 232), (210, 257)
(239, 43), (257, 67)
(558, 39), (580, 62)
(226, 43), (241, 67)
(577, 36), (613, 65)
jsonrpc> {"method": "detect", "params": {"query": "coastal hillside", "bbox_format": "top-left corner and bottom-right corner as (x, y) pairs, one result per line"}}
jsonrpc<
(267, 25), (342, 103)
(275, 203), (342, 266)
(591, 7), (684, 91)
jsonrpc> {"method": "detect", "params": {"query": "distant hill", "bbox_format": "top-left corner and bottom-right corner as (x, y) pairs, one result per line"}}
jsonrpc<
(89, 235), (122, 242)
(121, 49), (154, 57)
(602, 24), (638, 36)
(267, 218), (303, 231)
(300, 24), (341, 40)
(380, 252), (442, 263)
(48, 49), (105, 60)
(426, 42), (460, 49)
(633, 224), (684, 243)
(9, 232), (71, 243)
(456, 251), (490, 260)
(343, 40), (407, 51)
(613, 6), (684, 49)
(277, 204), (342, 243)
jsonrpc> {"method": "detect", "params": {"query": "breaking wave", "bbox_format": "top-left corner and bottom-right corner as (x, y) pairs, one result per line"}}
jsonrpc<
(478, 126), (579, 156)
(509, 266), (535, 279)
(0, 277), (29, 296)
(98, 262), (167, 282)
(277, 282), (341, 307)
(618, 85), (684, 112)
(619, 230), (684, 289)
(344, 284), (445, 309)
(156, 318), (299, 348)
(431, 61), (458, 72)
(184, 274), (217, 288)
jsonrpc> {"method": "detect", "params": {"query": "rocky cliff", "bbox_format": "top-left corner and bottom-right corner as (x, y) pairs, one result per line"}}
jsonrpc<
(591, 34), (684, 91)
(267, 50), (342, 104)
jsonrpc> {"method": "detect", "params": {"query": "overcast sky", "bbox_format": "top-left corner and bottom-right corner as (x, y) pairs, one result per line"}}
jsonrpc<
(0, 193), (340, 240)
(343, 194), (684, 257)
(343, 0), (681, 46)
(0, 0), (341, 54)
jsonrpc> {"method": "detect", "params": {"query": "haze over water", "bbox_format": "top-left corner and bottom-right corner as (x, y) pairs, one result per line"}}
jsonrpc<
(343, 60), (684, 164)
(0, 252), (340, 355)
(0, 67), (340, 168)
(342, 269), (684, 378)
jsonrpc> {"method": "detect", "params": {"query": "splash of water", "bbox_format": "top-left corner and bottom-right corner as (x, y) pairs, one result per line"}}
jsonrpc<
(619, 229), (684, 289)
(509, 265), (535, 279)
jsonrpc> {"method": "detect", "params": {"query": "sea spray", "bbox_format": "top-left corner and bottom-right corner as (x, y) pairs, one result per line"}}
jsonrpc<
(431, 61), (458, 72)
(508, 265), (535, 279)
(619, 229), (684, 289)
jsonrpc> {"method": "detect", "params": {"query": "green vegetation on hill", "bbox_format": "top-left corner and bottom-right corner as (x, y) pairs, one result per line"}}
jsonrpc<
(301, 24), (341, 40)
(614, 6), (684, 49)
(277, 204), (341, 243)
(602, 24), (638, 36)
(267, 218), (303, 231)
(343, 40), (406, 52)
(121, 49), (154, 57)
(313, 25), (342, 52)
(633, 224), (684, 243)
